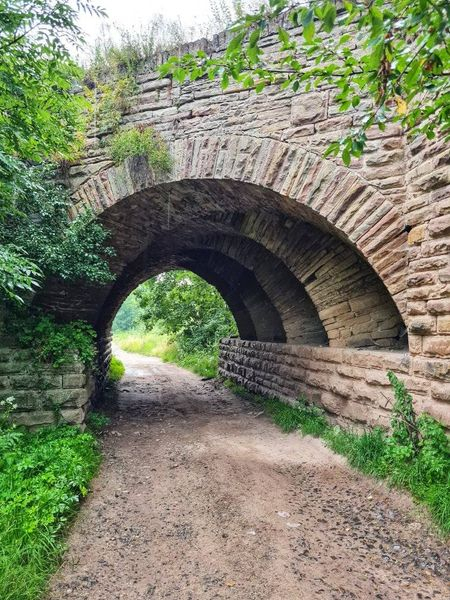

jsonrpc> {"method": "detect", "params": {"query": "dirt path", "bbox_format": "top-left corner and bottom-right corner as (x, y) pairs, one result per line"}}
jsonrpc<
(48, 347), (449, 600)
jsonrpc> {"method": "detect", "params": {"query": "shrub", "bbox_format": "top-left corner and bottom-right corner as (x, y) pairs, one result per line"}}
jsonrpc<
(8, 310), (97, 368)
(110, 127), (172, 174)
(108, 355), (125, 381)
(0, 421), (100, 600)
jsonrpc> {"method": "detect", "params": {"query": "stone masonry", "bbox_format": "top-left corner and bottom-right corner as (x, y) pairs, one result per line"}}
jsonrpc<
(3, 16), (449, 428)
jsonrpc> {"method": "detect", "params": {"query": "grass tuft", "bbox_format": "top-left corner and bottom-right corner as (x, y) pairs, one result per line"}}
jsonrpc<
(114, 330), (218, 378)
(108, 355), (125, 381)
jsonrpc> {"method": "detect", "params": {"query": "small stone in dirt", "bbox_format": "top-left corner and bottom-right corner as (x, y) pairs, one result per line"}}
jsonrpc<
(246, 530), (256, 536)
(286, 523), (301, 529)
(277, 511), (290, 518)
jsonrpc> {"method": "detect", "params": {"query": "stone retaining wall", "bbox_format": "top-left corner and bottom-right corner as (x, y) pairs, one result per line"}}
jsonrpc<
(0, 342), (93, 428)
(218, 338), (450, 428)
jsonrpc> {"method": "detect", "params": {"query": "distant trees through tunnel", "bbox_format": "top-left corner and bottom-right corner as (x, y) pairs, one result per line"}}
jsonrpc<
(112, 270), (238, 378)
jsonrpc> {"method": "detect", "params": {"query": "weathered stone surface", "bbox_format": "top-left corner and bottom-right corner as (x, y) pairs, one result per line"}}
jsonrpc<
(1, 19), (449, 429)
(219, 339), (450, 427)
(290, 93), (327, 125)
(0, 320), (94, 427)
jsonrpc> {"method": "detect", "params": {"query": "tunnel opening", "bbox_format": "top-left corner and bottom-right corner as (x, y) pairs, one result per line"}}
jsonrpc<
(36, 178), (407, 352)
(110, 269), (239, 380)
(33, 175), (409, 425)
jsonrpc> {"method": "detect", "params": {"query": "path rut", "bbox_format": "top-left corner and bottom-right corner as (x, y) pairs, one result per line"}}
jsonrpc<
(47, 347), (449, 600)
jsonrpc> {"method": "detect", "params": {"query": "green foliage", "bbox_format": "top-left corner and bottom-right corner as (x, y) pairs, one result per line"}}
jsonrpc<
(83, 17), (190, 138)
(112, 293), (141, 332)
(85, 76), (137, 135)
(162, 0), (450, 163)
(0, 164), (114, 299)
(161, 345), (219, 378)
(0, 245), (42, 304)
(113, 270), (237, 377)
(326, 426), (388, 476)
(7, 309), (97, 368)
(387, 370), (420, 456)
(135, 270), (237, 354)
(225, 382), (329, 435)
(0, 2), (114, 304)
(114, 330), (219, 378)
(0, 420), (100, 600)
(110, 127), (173, 174)
(0, 0), (103, 161)
(86, 18), (188, 79)
(225, 374), (450, 535)
(114, 328), (171, 357)
(86, 411), (110, 433)
(108, 355), (125, 381)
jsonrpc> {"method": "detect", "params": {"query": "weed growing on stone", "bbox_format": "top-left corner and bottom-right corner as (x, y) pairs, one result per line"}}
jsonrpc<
(108, 355), (125, 382)
(110, 127), (172, 175)
(0, 418), (101, 600)
(225, 373), (450, 536)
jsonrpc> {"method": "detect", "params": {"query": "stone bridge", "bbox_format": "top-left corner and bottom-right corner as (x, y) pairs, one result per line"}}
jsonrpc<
(2, 23), (450, 429)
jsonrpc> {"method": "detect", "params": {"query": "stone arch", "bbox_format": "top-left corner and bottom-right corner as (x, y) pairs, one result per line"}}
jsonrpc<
(70, 134), (408, 326)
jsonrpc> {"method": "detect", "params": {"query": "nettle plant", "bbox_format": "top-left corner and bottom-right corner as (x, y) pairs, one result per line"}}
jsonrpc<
(386, 371), (450, 484)
(161, 0), (450, 164)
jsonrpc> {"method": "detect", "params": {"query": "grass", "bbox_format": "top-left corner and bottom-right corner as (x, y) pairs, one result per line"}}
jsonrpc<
(108, 355), (125, 381)
(0, 423), (101, 600)
(225, 380), (450, 537)
(114, 330), (218, 378)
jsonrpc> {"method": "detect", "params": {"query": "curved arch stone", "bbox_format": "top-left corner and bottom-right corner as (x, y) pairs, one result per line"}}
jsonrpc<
(71, 135), (408, 323)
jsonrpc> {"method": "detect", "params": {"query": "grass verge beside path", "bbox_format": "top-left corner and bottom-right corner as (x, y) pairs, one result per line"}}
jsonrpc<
(225, 380), (450, 537)
(114, 330), (218, 378)
(0, 418), (105, 600)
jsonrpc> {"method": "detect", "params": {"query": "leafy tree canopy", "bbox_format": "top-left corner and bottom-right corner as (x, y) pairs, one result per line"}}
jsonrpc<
(161, 0), (450, 164)
(0, 0), (104, 161)
(0, 1), (113, 304)
(134, 270), (238, 353)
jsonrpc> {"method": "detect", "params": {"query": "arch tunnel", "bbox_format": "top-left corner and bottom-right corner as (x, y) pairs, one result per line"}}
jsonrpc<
(35, 177), (408, 396)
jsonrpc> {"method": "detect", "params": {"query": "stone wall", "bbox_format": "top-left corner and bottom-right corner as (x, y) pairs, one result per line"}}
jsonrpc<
(0, 325), (93, 428)
(219, 338), (450, 428)
(5, 16), (447, 430)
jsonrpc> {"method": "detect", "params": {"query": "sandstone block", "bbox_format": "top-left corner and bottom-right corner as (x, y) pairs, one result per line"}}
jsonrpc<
(290, 93), (327, 125)
(437, 316), (450, 333)
(60, 408), (86, 424)
(427, 299), (450, 315)
(13, 411), (55, 427)
(429, 214), (450, 237)
(408, 317), (435, 335)
(431, 383), (450, 402)
(422, 336), (450, 357)
(407, 225), (425, 245)
(63, 373), (87, 389)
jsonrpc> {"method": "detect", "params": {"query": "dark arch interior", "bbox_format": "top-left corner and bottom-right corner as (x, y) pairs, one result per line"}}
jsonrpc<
(35, 179), (408, 362)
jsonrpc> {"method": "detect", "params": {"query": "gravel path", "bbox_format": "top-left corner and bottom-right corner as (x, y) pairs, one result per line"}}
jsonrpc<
(47, 347), (449, 600)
